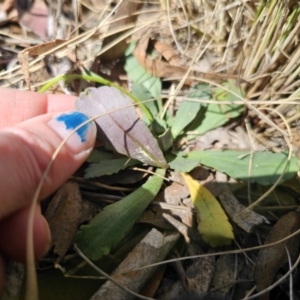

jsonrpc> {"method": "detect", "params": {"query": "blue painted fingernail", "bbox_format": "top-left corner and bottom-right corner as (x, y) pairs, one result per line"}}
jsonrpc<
(56, 112), (90, 142)
(48, 111), (96, 153)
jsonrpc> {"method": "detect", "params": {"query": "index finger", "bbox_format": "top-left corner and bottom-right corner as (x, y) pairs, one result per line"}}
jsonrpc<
(0, 89), (76, 129)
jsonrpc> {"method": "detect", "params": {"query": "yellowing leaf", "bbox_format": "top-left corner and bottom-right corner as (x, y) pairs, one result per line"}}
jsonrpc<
(181, 173), (234, 247)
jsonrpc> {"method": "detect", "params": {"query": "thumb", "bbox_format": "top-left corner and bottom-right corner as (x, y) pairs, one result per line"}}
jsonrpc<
(0, 111), (96, 220)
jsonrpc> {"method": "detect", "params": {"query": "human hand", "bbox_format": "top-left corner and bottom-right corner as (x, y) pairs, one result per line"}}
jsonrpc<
(0, 89), (96, 293)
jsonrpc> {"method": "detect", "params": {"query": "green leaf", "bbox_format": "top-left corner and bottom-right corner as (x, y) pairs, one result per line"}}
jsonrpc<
(131, 82), (158, 122)
(75, 168), (166, 260)
(215, 80), (244, 101)
(165, 109), (174, 128)
(167, 153), (199, 172)
(124, 55), (162, 111)
(124, 41), (137, 56)
(187, 150), (298, 185)
(84, 158), (139, 179)
(194, 102), (243, 134)
(151, 118), (173, 152)
(187, 81), (244, 139)
(156, 128), (173, 152)
(87, 149), (114, 163)
(171, 84), (209, 139)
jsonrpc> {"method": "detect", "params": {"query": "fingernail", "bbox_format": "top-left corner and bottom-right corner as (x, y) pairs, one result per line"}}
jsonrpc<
(48, 111), (96, 153)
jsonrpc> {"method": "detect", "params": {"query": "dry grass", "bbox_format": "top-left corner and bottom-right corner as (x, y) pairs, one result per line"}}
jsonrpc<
(1, 1), (299, 136)
(1, 0), (300, 299)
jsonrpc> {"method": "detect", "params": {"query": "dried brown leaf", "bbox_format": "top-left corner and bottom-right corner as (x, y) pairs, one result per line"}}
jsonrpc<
(153, 40), (188, 67)
(98, 0), (142, 61)
(18, 39), (66, 90)
(163, 213), (215, 297)
(90, 228), (180, 300)
(140, 265), (166, 299)
(134, 35), (191, 81)
(44, 181), (82, 262)
(253, 211), (300, 300)
(185, 251), (215, 296)
(216, 172), (269, 232)
(209, 254), (236, 296)
(134, 35), (245, 84)
(164, 172), (189, 205)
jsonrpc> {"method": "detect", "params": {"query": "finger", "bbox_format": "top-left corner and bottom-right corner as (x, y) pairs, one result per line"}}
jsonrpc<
(0, 111), (96, 219)
(0, 89), (76, 129)
(0, 205), (51, 262)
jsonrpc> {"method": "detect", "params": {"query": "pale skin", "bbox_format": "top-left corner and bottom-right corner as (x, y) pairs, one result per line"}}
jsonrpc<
(0, 89), (96, 293)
